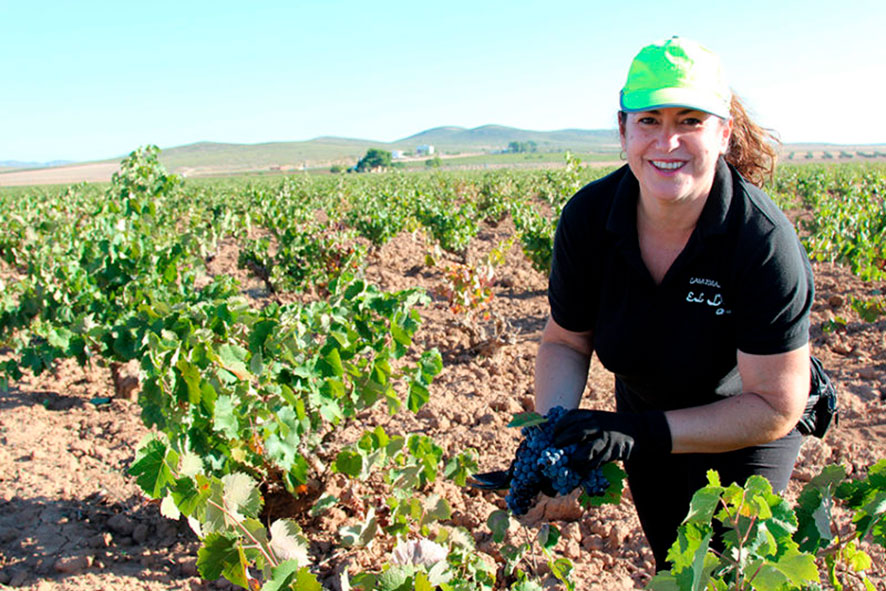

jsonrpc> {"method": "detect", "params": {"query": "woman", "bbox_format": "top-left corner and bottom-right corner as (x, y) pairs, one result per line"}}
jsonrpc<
(540, 37), (814, 569)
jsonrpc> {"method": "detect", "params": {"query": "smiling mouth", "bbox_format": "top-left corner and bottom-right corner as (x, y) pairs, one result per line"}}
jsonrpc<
(651, 160), (686, 171)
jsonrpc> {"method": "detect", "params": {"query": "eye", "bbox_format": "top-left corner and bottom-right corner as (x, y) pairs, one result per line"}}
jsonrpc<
(637, 116), (658, 125)
(682, 117), (703, 126)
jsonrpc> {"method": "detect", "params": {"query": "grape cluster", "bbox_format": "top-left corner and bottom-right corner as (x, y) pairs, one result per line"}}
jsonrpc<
(504, 406), (609, 515)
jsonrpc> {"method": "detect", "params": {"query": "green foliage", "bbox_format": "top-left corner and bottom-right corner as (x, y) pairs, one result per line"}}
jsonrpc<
(512, 203), (556, 274)
(777, 164), (886, 280)
(356, 148), (393, 172)
(650, 462), (886, 591)
(238, 224), (366, 293)
(507, 141), (538, 154)
(851, 293), (886, 323)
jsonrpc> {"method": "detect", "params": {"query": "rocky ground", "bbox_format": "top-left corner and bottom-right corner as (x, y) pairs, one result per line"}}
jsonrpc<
(1, 217), (885, 590)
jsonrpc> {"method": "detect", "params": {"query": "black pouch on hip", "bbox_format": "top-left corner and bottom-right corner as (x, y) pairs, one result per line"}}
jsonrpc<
(796, 356), (838, 438)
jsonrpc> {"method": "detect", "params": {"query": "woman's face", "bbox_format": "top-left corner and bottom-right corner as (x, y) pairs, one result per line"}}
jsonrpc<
(619, 107), (732, 207)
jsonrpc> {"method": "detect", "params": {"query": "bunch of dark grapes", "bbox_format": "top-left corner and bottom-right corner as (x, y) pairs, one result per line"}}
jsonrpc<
(505, 406), (609, 515)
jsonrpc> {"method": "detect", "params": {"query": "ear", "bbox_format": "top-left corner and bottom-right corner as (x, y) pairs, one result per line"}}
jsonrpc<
(719, 117), (734, 154)
(618, 116), (627, 151)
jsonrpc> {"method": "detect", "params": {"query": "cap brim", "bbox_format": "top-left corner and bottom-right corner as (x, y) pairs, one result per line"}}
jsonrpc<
(620, 87), (731, 119)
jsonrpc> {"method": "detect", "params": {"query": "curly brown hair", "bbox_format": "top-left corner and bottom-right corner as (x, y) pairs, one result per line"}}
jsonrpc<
(724, 93), (780, 187)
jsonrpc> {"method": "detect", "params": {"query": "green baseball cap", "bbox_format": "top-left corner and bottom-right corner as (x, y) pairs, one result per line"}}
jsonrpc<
(620, 37), (732, 119)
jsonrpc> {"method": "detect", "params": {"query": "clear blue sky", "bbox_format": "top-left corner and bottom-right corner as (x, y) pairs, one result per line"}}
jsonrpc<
(3, 0), (884, 162)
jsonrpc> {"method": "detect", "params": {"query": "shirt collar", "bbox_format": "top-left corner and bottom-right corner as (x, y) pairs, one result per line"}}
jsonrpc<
(605, 156), (734, 239)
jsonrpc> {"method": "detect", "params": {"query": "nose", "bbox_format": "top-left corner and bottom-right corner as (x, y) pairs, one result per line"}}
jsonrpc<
(655, 123), (681, 151)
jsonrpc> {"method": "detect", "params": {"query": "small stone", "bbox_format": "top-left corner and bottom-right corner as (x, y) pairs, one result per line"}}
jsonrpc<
(563, 538), (582, 559)
(0, 526), (18, 543)
(54, 554), (93, 574)
(476, 413), (495, 425)
(607, 523), (632, 547)
(9, 568), (28, 587)
(92, 444), (112, 461)
(858, 367), (879, 380)
(132, 523), (149, 544)
(87, 532), (113, 548)
(107, 513), (135, 535)
(792, 467), (814, 482)
(561, 522), (582, 545)
(180, 557), (199, 577)
(830, 341), (854, 355)
(69, 440), (92, 457)
(827, 294), (845, 308)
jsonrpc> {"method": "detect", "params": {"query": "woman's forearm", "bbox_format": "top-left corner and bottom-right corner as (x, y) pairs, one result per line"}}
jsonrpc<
(665, 392), (797, 453)
(666, 346), (810, 453)
(534, 340), (591, 415)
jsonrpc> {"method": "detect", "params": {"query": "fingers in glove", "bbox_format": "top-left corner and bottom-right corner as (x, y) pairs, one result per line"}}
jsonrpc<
(571, 438), (613, 472)
(468, 470), (512, 490)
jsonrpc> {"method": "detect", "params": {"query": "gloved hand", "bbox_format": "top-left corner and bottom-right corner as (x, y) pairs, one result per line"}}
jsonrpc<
(551, 409), (671, 472)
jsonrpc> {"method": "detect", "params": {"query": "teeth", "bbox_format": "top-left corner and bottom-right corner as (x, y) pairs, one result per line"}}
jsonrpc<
(652, 161), (684, 170)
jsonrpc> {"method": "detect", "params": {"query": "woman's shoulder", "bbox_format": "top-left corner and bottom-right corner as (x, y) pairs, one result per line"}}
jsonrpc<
(728, 167), (811, 276)
(561, 164), (633, 222)
(730, 168), (793, 234)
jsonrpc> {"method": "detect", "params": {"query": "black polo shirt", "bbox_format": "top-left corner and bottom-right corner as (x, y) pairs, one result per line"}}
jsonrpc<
(548, 157), (813, 412)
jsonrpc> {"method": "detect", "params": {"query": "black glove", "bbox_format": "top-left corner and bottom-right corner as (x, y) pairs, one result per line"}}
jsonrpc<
(469, 467), (513, 490)
(551, 409), (672, 472)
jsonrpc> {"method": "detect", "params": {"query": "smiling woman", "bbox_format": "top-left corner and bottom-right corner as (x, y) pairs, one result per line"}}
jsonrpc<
(527, 36), (816, 571)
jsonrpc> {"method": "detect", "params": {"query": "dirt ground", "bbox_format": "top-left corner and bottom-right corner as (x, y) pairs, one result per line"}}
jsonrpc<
(1, 218), (884, 590)
(0, 164), (121, 187)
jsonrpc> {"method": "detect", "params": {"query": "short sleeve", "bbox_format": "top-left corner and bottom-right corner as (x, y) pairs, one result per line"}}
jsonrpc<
(734, 224), (814, 355)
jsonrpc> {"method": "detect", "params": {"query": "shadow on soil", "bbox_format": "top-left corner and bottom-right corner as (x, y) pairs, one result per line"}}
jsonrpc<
(0, 386), (85, 412)
(0, 493), (202, 588)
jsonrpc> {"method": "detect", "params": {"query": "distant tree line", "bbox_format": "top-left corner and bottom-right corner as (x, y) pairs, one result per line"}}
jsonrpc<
(507, 140), (538, 154)
(355, 148), (393, 172)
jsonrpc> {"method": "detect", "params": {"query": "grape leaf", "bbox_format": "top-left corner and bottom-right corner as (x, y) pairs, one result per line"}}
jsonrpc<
(334, 450), (363, 478)
(218, 343), (251, 380)
(261, 561), (321, 591)
(487, 510), (511, 544)
(212, 395), (239, 438)
(407, 381), (429, 413)
(269, 519), (309, 565)
(222, 473), (262, 521)
(340, 507), (378, 548)
(197, 532), (246, 587)
(507, 411), (544, 429)
(537, 524), (560, 552)
(753, 549), (818, 590)
(128, 437), (174, 498)
(310, 493), (338, 517)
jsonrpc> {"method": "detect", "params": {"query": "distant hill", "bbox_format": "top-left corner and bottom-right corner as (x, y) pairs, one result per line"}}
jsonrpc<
(156, 138), (392, 173)
(145, 126), (623, 176)
(396, 125), (621, 152)
(0, 159), (74, 169)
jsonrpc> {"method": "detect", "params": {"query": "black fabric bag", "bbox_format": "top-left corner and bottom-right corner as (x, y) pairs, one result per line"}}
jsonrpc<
(796, 356), (838, 438)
